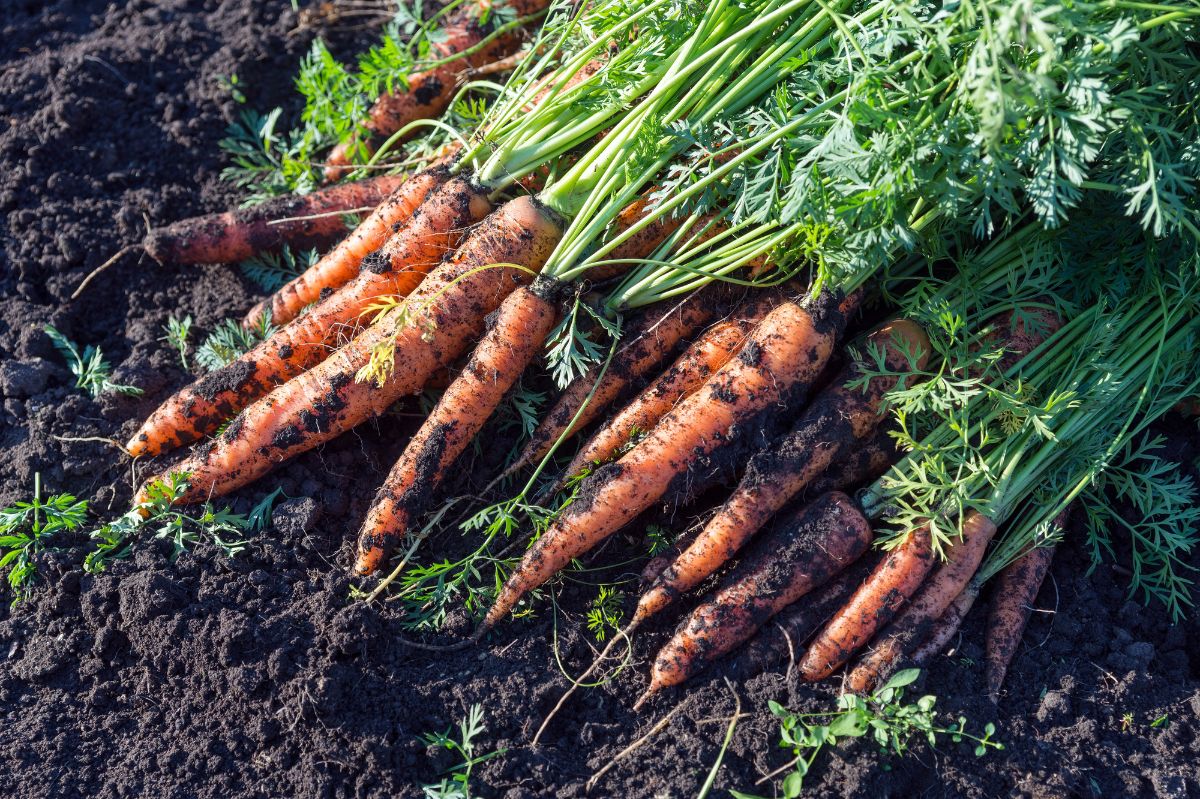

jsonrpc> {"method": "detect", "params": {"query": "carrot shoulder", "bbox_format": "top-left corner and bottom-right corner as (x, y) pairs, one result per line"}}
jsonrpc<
(243, 166), (453, 329)
(647, 492), (872, 694)
(143, 172), (410, 266)
(798, 520), (935, 682)
(484, 290), (853, 629)
(127, 177), (491, 457)
(135, 196), (563, 505)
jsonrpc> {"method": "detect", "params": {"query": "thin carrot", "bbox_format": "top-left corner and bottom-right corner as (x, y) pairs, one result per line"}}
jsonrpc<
(509, 286), (724, 475)
(484, 290), (855, 630)
(644, 492), (872, 698)
(323, 0), (550, 180)
(144, 172), (411, 266)
(798, 520), (935, 682)
(910, 580), (981, 666)
(242, 165), (454, 329)
(635, 320), (929, 625)
(135, 196), (563, 504)
(127, 177), (492, 457)
(563, 291), (781, 479)
(846, 510), (998, 694)
(985, 540), (1057, 701)
(804, 425), (900, 497)
(353, 276), (563, 574)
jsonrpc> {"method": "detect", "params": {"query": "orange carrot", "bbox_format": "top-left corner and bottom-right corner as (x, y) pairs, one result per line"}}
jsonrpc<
(242, 165), (454, 329)
(846, 510), (998, 694)
(143, 173), (412, 266)
(323, 0), (550, 180)
(798, 520), (935, 682)
(135, 196), (563, 505)
(127, 177), (492, 457)
(910, 580), (981, 665)
(635, 320), (929, 625)
(805, 426), (900, 497)
(644, 492), (872, 697)
(985, 539), (1057, 701)
(563, 292), (781, 479)
(509, 287), (724, 475)
(484, 290), (855, 630)
(354, 275), (563, 574)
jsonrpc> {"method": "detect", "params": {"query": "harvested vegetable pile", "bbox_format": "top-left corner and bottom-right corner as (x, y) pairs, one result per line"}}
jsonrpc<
(2, 1), (1200, 798)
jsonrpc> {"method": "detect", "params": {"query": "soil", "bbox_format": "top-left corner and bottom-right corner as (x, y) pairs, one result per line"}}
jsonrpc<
(2, 3), (1199, 798)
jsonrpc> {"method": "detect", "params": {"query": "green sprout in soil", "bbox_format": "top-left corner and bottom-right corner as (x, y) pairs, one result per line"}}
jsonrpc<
(194, 313), (277, 372)
(239, 245), (318, 293)
(0, 473), (89, 605)
(420, 703), (507, 799)
(741, 669), (1003, 798)
(586, 584), (624, 642)
(160, 314), (193, 369)
(45, 325), (142, 398)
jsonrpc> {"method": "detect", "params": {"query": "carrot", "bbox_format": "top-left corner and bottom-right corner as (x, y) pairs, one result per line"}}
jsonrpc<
(509, 287), (723, 475)
(354, 275), (563, 574)
(135, 196), (563, 504)
(634, 320), (929, 625)
(805, 426), (900, 497)
(323, 0), (550, 181)
(144, 172), (413, 267)
(126, 177), (492, 457)
(484, 290), (855, 630)
(242, 165), (455, 329)
(643, 492), (872, 698)
(985, 539), (1057, 701)
(798, 520), (935, 682)
(910, 580), (980, 665)
(846, 510), (998, 694)
(562, 291), (781, 479)
(727, 556), (875, 681)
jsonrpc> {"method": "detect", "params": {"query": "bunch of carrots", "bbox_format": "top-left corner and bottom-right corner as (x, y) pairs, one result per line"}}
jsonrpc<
(113, 0), (1200, 734)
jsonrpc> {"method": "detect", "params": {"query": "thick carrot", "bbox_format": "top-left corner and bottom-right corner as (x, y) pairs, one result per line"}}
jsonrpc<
(485, 290), (854, 629)
(242, 166), (454, 329)
(143, 173), (411, 266)
(846, 510), (998, 694)
(323, 0), (550, 180)
(354, 275), (563, 574)
(510, 287), (723, 475)
(135, 196), (563, 505)
(798, 521), (935, 682)
(805, 426), (900, 497)
(126, 177), (492, 457)
(910, 581), (980, 665)
(563, 292), (781, 479)
(727, 556), (875, 681)
(985, 540), (1057, 701)
(635, 320), (929, 625)
(645, 492), (872, 697)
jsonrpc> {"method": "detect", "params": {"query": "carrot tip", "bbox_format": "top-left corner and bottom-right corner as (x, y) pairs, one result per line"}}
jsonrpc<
(632, 689), (654, 712)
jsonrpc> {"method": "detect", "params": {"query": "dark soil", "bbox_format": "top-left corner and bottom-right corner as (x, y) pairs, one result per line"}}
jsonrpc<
(2, 3), (1199, 798)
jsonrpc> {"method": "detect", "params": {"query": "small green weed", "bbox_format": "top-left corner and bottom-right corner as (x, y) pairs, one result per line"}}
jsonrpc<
(0, 474), (89, 604)
(420, 704), (507, 799)
(45, 325), (142, 398)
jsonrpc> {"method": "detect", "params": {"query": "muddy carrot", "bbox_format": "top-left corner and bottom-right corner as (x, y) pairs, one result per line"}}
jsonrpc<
(985, 540), (1057, 701)
(634, 320), (929, 625)
(135, 196), (563, 504)
(798, 520), (936, 682)
(242, 165), (454, 329)
(805, 426), (900, 497)
(846, 510), (998, 694)
(354, 276), (563, 574)
(563, 292), (781, 479)
(127, 177), (491, 457)
(644, 492), (872, 698)
(910, 580), (981, 666)
(143, 172), (411, 266)
(484, 290), (855, 629)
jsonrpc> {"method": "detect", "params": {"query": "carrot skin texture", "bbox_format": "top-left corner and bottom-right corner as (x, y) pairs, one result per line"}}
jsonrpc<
(485, 292), (851, 629)
(799, 521), (936, 682)
(648, 492), (872, 693)
(126, 178), (492, 457)
(323, 0), (550, 180)
(846, 511), (998, 694)
(805, 426), (900, 497)
(243, 167), (452, 329)
(136, 196), (563, 505)
(354, 277), (562, 574)
(565, 293), (780, 478)
(636, 320), (929, 624)
(985, 542), (1056, 700)
(143, 173), (411, 266)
